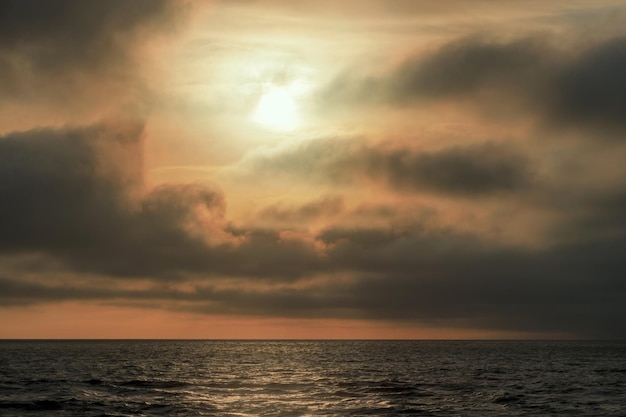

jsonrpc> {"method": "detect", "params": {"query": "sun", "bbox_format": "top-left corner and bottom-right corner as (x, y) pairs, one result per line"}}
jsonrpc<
(253, 86), (299, 131)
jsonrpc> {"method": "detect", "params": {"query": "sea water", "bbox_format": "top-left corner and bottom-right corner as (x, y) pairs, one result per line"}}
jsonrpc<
(1, 340), (625, 416)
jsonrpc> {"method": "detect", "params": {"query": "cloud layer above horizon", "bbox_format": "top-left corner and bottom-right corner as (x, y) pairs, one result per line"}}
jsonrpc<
(2, 0), (626, 338)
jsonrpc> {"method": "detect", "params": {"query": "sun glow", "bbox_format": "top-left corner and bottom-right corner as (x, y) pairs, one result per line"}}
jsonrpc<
(253, 86), (299, 131)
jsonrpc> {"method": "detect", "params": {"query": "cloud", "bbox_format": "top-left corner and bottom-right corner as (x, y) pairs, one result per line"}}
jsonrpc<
(0, 121), (144, 253)
(322, 33), (626, 133)
(248, 138), (533, 196)
(0, 0), (183, 104)
(217, 0), (625, 21)
(201, 226), (626, 338)
(320, 35), (554, 108)
(387, 36), (553, 103)
(366, 142), (533, 196)
(3, 219), (625, 338)
(0, 121), (334, 280)
(552, 36), (626, 130)
(341, 235), (626, 338)
(543, 185), (626, 244)
(0, 122), (227, 278)
(247, 137), (361, 185)
(257, 196), (345, 223)
(0, 120), (622, 337)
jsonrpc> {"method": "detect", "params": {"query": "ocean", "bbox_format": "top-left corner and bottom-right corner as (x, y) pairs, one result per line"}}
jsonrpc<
(0, 340), (624, 416)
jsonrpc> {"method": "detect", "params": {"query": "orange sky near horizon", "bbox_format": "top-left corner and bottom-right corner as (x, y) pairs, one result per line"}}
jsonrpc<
(0, 303), (560, 340)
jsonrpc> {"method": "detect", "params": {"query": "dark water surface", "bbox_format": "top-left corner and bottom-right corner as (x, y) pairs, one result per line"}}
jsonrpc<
(1, 340), (625, 416)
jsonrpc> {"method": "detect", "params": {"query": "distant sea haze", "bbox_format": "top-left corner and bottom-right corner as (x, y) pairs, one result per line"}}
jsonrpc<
(1, 340), (625, 416)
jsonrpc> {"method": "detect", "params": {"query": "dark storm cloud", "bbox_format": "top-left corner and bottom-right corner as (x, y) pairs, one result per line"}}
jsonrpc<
(0, 122), (144, 254)
(195, 182), (626, 338)
(320, 35), (554, 107)
(0, 0), (182, 101)
(5, 222), (624, 338)
(341, 239), (626, 338)
(310, 183), (626, 338)
(386, 36), (553, 103)
(542, 184), (626, 243)
(0, 123), (214, 277)
(0, 122), (328, 280)
(190, 227), (626, 338)
(0, 273), (217, 306)
(251, 139), (533, 196)
(552, 37), (626, 130)
(0, 276), (123, 306)
(366, 142), (533, 196)
(323, 33), (626, 132)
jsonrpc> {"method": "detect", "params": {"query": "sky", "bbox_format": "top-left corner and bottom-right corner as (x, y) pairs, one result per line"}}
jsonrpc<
(1, 0), (626, 339)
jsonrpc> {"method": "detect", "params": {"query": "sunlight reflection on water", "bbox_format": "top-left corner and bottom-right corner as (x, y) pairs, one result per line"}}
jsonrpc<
(1, 340), (625, 416)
